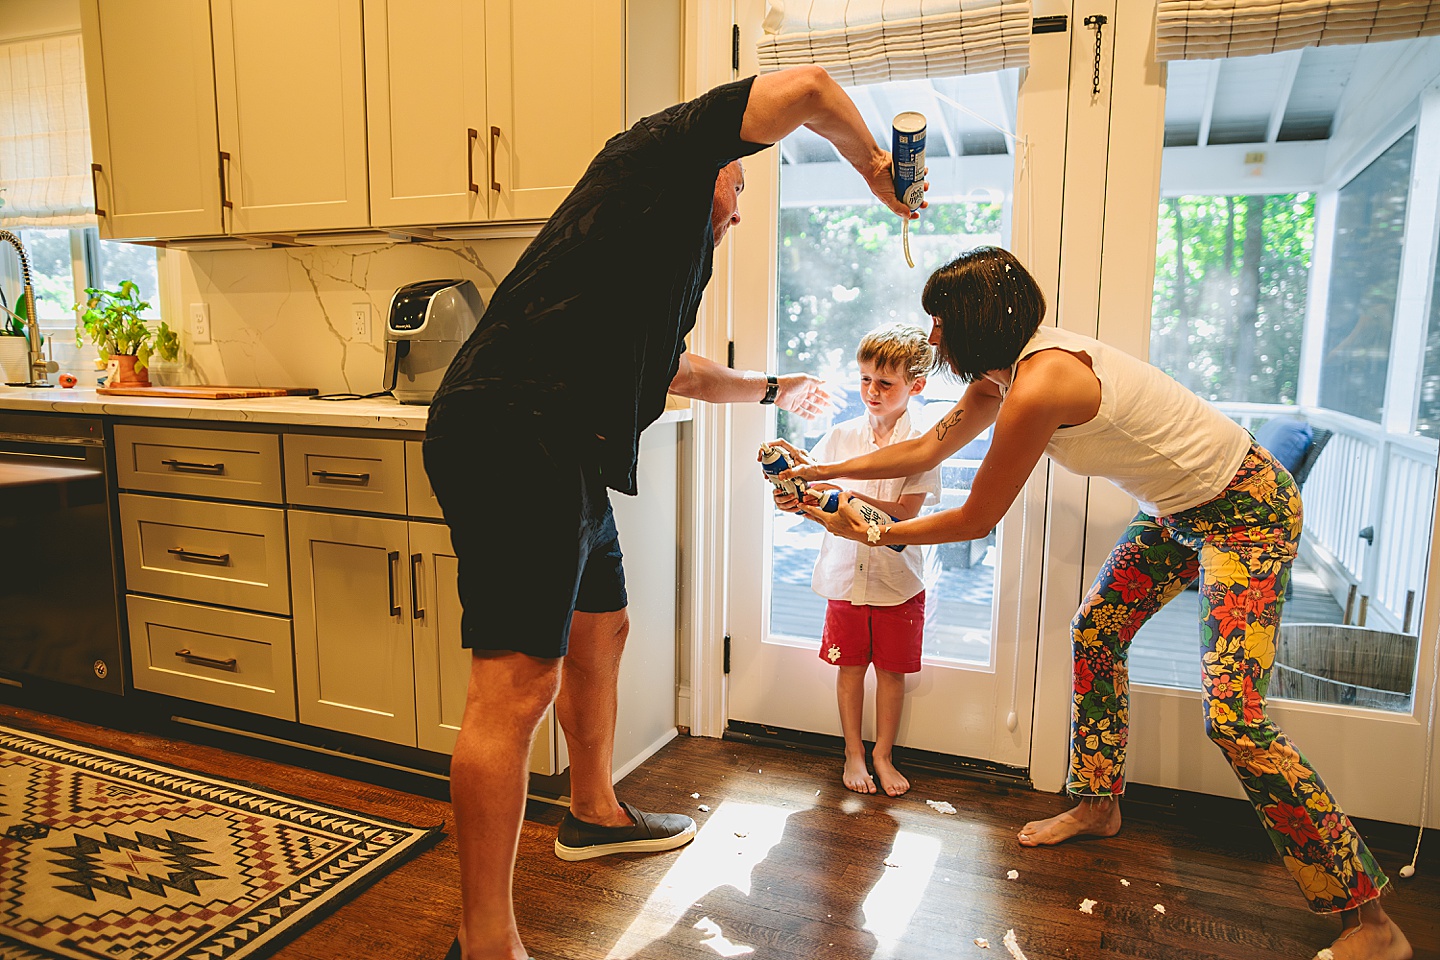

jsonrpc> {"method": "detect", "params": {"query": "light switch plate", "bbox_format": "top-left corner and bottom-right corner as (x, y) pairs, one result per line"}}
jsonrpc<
(190, 303), (211, 344)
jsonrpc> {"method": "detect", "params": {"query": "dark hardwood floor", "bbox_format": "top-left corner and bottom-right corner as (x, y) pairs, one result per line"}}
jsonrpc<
(2, 703), (1437, 960)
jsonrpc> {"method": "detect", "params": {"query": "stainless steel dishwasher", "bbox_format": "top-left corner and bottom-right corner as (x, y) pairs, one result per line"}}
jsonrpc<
(0, 411), (125, 694)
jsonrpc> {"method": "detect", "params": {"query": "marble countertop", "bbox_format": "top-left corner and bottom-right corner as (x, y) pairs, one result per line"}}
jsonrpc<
(0, 386), (692, 432)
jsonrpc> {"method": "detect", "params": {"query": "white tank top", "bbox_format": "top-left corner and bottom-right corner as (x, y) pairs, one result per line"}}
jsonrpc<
(1013, 327), (1251, 516)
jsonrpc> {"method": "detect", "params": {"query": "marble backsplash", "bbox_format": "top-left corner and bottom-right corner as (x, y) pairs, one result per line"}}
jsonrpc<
(124, 236), (533, 396)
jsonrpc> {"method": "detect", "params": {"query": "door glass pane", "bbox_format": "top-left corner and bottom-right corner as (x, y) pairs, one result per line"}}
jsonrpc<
(1133, 41), (1437, 714)
(769, 72), (1018, 666)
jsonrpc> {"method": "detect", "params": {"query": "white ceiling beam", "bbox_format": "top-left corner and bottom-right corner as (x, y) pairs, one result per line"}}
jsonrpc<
(1197, 58), (1221, 147)
(992, 71), (1017, 154)
(913, 85), (962, 159)
(1266, 49), (1303, 144)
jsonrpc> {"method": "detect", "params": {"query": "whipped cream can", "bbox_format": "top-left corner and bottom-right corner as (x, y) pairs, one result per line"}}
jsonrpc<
(892, 112), (927, 211)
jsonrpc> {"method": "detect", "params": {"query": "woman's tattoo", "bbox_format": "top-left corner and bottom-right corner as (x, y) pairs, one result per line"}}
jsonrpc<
(935, 409), (964, 441)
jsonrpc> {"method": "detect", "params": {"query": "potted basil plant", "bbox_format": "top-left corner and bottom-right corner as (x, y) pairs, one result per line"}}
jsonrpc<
(77, 281), (179, 386)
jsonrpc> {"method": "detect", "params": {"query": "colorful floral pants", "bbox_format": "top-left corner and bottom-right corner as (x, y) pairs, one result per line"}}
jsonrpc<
(1068, 444), (1387, 913)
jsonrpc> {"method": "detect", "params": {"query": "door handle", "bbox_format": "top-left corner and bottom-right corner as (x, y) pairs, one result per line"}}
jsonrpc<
(387, 550), (401, 617)
(219, 151), (234, 210)
(467, 128), (480, 194)
(410, 552), (424, 620)
(161, 458), (226, 474)
(167, 547), (231, 566)
(490, 126), (502, 193)
(176, 648), (238, 671)
(91, 163), (107, 218)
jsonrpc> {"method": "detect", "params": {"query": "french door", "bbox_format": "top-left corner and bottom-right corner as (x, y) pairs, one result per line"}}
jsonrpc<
(725, 0), (1078, 772)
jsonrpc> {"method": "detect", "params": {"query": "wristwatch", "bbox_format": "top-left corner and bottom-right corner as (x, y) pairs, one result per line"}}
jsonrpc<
(760, 374), (779, 405)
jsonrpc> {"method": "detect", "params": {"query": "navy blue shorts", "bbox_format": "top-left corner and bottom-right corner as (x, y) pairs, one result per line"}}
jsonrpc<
(422, 420), (627, 659)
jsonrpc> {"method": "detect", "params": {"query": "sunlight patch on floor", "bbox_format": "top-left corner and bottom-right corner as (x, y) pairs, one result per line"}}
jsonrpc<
(863, 829), (942, 952)
(605, 801), (796, 960)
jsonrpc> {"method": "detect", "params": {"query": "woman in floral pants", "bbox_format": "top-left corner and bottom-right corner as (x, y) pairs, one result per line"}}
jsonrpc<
(780, 246), (1410, 959)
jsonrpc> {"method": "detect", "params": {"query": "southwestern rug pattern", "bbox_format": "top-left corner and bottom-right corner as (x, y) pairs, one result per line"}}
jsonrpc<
(0, 726), (442, 960)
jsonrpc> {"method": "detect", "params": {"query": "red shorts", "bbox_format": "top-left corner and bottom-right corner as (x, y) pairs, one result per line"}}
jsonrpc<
(819, 592), (925, 674)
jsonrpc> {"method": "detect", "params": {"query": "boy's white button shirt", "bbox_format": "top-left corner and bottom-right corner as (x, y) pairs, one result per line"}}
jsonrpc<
(809, 408), (940, 606)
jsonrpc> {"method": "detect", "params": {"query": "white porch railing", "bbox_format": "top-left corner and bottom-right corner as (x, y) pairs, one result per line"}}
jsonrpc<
(1218, 402), (1437, 634)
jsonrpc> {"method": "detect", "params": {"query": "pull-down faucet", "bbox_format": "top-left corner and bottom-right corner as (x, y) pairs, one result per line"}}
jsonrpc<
(0, 228), (56, 387)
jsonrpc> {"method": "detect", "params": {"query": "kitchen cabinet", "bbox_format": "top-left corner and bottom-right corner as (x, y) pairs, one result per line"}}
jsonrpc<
(81, 0), (369, 240)
(365, 0), (625, 227)
(80, 0), (223, 239)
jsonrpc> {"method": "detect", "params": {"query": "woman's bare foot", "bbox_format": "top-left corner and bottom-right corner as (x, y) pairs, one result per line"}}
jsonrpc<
(1017, 796), (1121, 846)
(843, 754), (876, 794)
(872, 754), (910, 797)
(1318, 899), (1412, 960)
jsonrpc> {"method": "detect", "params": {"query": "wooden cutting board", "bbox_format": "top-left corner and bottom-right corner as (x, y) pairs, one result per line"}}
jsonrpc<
(96, 384), (319, 399)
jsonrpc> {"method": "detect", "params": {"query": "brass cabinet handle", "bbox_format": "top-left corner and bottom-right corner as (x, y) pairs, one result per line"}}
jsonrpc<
(387, 550), (401, 617)
(161, 458), (226, 474)
(467, 128), (480, 194)
(91, 163), (107, 218)
(312, 469), (370, 485)
(490, 126), (501, 193)
(176, 648), (238, 671)
(219, 151), (234, 210)
(167, 547), (231, 566)
(410, 552), (424, 620)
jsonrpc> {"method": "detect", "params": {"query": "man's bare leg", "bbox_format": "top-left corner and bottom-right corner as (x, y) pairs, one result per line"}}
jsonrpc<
(1017, 796), (1122, 846)
(452, 650), (562, 960)
(871, 668), (909, 796)
(1320, 898), (1412, 960)
(555, 608), (630, 826)
(836, 665), (875, 794)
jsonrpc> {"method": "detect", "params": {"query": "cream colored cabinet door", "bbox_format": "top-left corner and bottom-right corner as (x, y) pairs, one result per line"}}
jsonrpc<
(365, 0), (488, 228)
(80, 0), (223, 239)
(408, 520), (564, 773)
(485, 0), (624, 220)
(211, 0), (370, 234)
(289, 510), (416, 746)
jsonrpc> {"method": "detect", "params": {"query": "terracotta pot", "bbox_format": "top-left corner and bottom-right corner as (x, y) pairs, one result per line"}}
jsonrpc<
(108, 354), (149, 386)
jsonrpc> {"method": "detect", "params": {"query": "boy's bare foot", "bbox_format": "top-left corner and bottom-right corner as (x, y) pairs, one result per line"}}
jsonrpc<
(843, 754), (876, 794)
(873, 754), (910, 797)
(1017, 796), (1121, 846)
(1318, 899), (1412, 960)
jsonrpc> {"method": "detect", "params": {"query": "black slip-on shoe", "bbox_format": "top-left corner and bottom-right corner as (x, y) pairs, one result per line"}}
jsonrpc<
(553, 800), (697, 861)
(445, 939), (461, 960)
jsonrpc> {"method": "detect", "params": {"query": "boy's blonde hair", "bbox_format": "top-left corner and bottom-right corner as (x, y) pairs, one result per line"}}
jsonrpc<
(856, 323), (937, 382)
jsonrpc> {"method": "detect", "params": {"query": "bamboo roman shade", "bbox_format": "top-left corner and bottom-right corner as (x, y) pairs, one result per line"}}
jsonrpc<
(0, 33), (95, 227)
(756, 0), (1032, 85)
(1155, 0), (1440, 61)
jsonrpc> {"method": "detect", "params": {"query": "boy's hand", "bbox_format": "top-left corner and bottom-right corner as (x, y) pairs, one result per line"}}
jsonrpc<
(774, 374), (834, 420)
(772, 485), (803, 513)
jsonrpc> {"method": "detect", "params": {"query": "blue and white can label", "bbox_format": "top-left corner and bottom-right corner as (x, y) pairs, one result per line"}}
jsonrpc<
(891, 111), (927, 211)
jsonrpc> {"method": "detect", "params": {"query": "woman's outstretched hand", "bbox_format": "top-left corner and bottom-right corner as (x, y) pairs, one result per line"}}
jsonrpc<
(798, 490), (873, 544)
(765, 438), (829, 484)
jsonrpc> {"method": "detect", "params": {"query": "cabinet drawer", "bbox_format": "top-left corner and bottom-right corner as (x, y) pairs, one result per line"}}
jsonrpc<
(127, 595), (296, 720)
(114, 424), (282, 503)
(120, 494), (290, 615)
(284, 434), (407, 514)
(405, 440), (442, 520)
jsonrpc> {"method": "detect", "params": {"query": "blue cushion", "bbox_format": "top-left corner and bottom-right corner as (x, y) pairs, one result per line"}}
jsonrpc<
(1255, 417), (1313, 475)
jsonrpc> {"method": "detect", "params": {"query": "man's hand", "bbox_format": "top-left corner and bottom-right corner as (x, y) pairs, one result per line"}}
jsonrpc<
(858, 150), (929, 221)
(774, 374), (833, 420)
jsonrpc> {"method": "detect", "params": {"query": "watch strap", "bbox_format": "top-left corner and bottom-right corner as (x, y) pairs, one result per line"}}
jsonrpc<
(760, 374), (779, 405)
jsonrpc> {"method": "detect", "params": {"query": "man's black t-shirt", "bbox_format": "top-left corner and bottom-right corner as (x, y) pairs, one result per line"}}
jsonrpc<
(429, 76), (769, 496)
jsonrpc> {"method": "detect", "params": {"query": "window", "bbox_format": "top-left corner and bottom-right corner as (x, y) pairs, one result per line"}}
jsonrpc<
(4, 228), (159, 334)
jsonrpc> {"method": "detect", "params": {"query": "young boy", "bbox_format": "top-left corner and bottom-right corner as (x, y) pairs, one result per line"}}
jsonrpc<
(771, 323), (941, 796)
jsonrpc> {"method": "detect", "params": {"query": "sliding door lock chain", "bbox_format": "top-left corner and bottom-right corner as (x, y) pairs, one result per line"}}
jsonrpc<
(1084, 14), (1108, 96)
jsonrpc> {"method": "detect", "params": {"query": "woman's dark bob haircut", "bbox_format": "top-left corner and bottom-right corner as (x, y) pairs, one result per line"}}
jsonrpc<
(921, 246), (1047, 383)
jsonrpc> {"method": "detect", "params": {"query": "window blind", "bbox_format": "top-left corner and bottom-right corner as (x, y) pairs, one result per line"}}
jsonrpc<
(1156, 0), (1440, 61)
(756, 0), (1032, 86)
(0, 33), (95, 228)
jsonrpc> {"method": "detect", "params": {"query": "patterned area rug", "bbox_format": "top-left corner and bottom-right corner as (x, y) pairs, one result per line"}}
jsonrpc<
(0, 726), (441, 960)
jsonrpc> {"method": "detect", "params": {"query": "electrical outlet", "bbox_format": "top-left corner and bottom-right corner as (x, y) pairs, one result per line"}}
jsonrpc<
(352, 303), (372, 342)
(190, 303), (211, 344)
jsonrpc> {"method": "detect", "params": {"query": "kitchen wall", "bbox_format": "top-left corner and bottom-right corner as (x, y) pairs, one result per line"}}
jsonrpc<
(157, 237), (531, 395)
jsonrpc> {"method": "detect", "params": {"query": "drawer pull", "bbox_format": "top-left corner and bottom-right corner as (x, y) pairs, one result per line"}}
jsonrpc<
(175, 648), (238, 671)
(167, 547), (231, 566)
(387, 550), (402, 617)
(410, 552), (424, 620)
(162, 458), (226, 474)
(313, 469), (371, 485)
